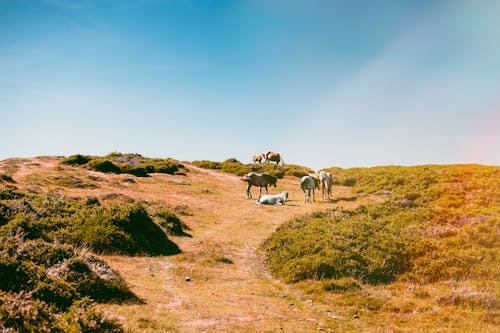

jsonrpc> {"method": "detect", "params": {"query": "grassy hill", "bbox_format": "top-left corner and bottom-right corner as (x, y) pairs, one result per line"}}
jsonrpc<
(1, 156), (498, 332)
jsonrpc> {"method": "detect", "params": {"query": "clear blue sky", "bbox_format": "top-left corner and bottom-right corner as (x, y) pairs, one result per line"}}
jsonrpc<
(1, 0), (499, 170)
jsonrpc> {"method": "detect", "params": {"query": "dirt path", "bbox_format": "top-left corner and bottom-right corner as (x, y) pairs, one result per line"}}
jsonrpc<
(1, 158), (376, 332)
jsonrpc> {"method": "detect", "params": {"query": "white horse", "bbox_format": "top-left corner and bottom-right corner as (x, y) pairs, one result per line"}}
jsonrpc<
(300, 175), (319, 203)
(257, 192), (289, 205)
(319, 171), (333, 201)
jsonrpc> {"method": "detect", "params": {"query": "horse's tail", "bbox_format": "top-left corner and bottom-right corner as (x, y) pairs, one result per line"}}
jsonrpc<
(280, 155), (285, 166)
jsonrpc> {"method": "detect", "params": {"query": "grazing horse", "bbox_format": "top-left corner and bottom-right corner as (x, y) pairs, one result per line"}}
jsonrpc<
(257, 191), (288, 205)
(241, 172), (278, 199)
(300, 175), (320, 203)
(319, 171), (333, 201)
(251, 153), (266, 164)
(265, 151), (285, 166)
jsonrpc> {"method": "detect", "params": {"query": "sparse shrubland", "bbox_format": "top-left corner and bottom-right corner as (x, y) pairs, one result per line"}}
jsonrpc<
(0, 182), (186, 331)
(61, 152), (184, 177)
(264, 164), (500, 284)
(192, 158), (313, 179)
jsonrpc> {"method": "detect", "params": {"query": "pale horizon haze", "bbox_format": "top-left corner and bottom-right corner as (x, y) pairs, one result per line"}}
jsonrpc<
(1, 0), (499, 170)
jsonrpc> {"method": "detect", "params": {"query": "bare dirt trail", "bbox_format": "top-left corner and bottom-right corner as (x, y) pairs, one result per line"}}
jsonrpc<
(0, 157), (377, 332)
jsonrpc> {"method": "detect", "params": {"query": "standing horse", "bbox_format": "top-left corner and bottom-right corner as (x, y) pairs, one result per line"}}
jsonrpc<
(300, 175), (320, 203)
(241, 172), (278, 199)
(251, 153), (266, 164)
(265, 151), (285, 166)
(319, 171), (333, 201)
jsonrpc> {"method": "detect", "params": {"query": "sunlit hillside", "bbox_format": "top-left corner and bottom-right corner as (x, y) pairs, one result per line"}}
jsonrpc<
(1, 155), (498, 332)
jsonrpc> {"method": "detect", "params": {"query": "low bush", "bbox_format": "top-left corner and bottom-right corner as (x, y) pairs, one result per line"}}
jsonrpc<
(61, 153), (183, 177)
(0, 235), (131, 333)
(192, 160), (222, 169)
(0, 293), (125, 333)
(193, 158), (313, 179)
(264, 203), (416, 284)
(61, 154), (91, 166)
(0, 235), (139, 306)
(0, 174), (15, 183)
(0, 192), (180, 256)
(155, 208), (191, 236)
(55, 298), (125, 332)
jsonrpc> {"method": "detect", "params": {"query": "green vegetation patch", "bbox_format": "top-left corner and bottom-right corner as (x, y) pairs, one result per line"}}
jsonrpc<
(0, 189), (180, 256)
(0, 174), (15, 183)
(264, 164), (500, 284)
(61, 152), (184, 177)
(0, 235), (133, 332)
(192, 158), (313, 179)
(264, 202), (416, 284)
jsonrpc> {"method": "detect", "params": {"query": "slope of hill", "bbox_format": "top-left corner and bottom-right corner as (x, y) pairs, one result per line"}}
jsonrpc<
(0, 156), (498, 332)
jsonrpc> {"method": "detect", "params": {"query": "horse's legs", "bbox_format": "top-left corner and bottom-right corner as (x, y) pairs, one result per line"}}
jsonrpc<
(265, 185), (269, 194)
(258, 186), (262, 199)
(247, 184), (252, 199)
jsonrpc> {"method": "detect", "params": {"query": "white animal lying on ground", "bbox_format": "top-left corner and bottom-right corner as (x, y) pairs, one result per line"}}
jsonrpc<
(256, 191), (289, 205)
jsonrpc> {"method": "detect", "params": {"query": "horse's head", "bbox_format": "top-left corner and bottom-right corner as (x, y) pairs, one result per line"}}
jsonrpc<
(241, 172), (254, 182)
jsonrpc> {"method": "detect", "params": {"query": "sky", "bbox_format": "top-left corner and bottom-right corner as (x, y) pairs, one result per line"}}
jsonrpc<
(1, 0), (499, 170)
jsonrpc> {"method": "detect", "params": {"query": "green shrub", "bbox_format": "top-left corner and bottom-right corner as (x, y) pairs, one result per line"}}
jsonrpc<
(53, 203), (180, 256)
(0, 235), (139, 306)
(0, 191), (180, 256)
(88, 159), (122, 174)
(264, 203), (416, 284)
(155, 208), (191, 236)
(192, 160), (222, 169)
(0, 174), (15, 183)
(0, 293), (125, 333)
(55, 257), (140, 303)
(61, 154), (91, 166)
(55, 298), (125, 333)
(0, 291), (55, 333)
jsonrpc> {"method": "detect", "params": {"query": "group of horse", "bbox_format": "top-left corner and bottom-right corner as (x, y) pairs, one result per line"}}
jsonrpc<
(241, 170), (333, 205)
(252, 151), (285, 166)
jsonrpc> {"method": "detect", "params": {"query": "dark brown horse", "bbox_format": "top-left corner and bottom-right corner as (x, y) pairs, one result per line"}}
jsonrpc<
(265, 151), (285, 166)
(241, 172), (278, 199)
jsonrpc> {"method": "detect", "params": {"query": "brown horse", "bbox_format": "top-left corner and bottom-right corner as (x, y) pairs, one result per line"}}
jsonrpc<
(241, 172), (278, 199)
(265, 151), (284, 166)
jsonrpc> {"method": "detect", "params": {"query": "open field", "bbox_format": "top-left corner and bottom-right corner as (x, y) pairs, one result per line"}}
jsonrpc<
(1, 156), (498, 332)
